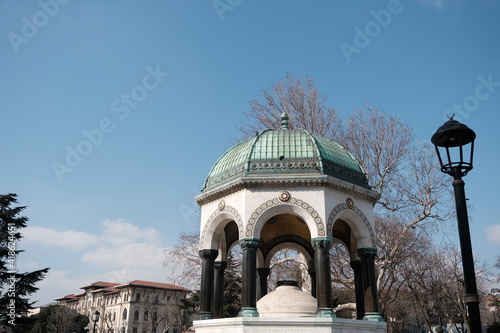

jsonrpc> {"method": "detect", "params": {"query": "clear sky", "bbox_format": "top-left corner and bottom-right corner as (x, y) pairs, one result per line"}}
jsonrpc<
(1, 0), (499, 306)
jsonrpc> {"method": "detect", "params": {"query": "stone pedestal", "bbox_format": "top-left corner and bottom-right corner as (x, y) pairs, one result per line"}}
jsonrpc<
(194, 317), (387, 333)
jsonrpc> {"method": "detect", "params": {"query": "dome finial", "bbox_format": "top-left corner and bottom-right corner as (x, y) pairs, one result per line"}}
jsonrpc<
(280, 112), (290, 130)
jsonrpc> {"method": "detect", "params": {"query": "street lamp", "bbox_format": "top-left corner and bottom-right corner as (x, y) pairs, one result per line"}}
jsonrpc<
(431, 116), (482, 332)
(92, 309), (100, 333)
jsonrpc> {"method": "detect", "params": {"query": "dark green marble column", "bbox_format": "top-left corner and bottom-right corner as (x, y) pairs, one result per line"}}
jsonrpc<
(239, 238), (260, 317)
(308, 265), (316, 298)
(350, 260), (364, 319)
(257, 267), (270, 300)
(312, 237), (335, 318)
(212, 261), (227, 318)
(358, 247), (383, 322)
(199, 249), (218, 320)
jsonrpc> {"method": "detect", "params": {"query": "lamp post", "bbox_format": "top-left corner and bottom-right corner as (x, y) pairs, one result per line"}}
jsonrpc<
(91, 309), (100, 333)
(431, 116), (482, 332)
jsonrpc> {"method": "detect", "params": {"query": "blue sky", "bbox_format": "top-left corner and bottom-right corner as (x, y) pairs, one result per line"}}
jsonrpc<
(1, 0), (499, 306)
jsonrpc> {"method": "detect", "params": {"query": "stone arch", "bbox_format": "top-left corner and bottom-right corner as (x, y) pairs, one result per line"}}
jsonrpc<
(245, 196), (325, 239)
(200, 204), (244, 250)
(264, 241), (313, 268)
(327, 203), (376, 248)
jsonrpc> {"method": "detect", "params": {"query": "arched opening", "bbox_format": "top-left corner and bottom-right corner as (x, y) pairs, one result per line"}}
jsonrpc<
(222, 242), (242, 318)
(258, 213), (314, 297)
(268, 248), (311, 293)
(330, 240), (356, 319)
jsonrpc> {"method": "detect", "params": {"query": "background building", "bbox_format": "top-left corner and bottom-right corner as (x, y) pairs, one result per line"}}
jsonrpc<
(56, 280), (191, 333)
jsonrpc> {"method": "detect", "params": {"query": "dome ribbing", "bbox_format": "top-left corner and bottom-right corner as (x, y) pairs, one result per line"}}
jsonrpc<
(202, 118), (369, 191)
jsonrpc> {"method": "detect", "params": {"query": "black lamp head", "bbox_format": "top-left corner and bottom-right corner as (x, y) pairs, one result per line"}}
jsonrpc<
(431, 117), (476, 148)
(431, 116), (476, 178)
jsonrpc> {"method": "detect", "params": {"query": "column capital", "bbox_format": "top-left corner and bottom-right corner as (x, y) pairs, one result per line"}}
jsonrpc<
(357, 247), (378, 260)
(240, 238), (260, 250)
(214, 261), (227, 270)
(312, 237), (333, 250)
(199, 249), (218, 260)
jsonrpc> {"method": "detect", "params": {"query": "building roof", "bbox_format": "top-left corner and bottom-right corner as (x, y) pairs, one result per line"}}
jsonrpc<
(114, 280), (190, 291)
(90, 286), (119, 294)
(81, 281), (120, 290)
(54, 294), (78, 301)
(201, 113), (369, 191)
(57, 280), (190, 302)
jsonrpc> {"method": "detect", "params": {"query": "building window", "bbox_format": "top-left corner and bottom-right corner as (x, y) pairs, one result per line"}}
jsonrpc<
(123, 308), (127, 320)
(136, 292), (141, 302)
(144, 311), (149, 321)
(154, 294), (159, 304)
(134, 310), (139, 321)
(166, 295), (171, 303)
(113, 312), (116, 321)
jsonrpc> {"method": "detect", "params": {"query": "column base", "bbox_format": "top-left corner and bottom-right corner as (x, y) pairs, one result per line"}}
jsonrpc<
(363, 312), (384, 322)
(198, 311), (213, 320)
(315, 308), (336, 318)
(238, 307), (259, 317)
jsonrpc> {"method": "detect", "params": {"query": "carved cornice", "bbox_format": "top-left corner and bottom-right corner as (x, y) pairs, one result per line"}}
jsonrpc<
(195, 175), (380, 206)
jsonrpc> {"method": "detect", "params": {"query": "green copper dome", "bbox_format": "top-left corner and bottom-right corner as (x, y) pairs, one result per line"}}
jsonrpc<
(202, 116), (369, 191)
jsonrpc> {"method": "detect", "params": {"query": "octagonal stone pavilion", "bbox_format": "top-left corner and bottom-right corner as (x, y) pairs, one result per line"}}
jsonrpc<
(194, 113), (386, 332)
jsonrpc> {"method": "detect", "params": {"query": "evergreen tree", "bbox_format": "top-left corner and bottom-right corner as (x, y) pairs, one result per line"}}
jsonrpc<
(223, 253), (241, 318)
(0, 193), (49, 326)
(12, 305), (89, 333)
(178, 289), (200, 319)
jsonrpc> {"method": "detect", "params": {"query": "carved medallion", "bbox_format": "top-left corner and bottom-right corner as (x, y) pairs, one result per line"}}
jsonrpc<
(278, 191), (291, 202)
(346, 198), (354, 209)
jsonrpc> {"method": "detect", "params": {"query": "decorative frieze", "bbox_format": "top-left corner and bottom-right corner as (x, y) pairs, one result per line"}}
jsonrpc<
(327, 203), (376, 246)
(200, 204), (244, 249)
(245, 196), (325, 238)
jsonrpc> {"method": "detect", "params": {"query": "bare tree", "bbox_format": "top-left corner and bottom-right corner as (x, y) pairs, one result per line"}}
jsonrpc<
(29, 305), (88, 333)
(333, 105), (412, 197)
(163, 229), (201, 291)
(241, 73), (455, 331)
(141, 298), (182, 333)
(496, 256), (500, 283)
(166, 73), (457, 331)
(267, 249), (310, 292)
(240, 73), (340, 137)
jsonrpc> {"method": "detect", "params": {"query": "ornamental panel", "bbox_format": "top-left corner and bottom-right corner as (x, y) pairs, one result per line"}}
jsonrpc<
(200, 204), (244, 249)
(327, 203), (376, 246)
(245, 196), (325, 238)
